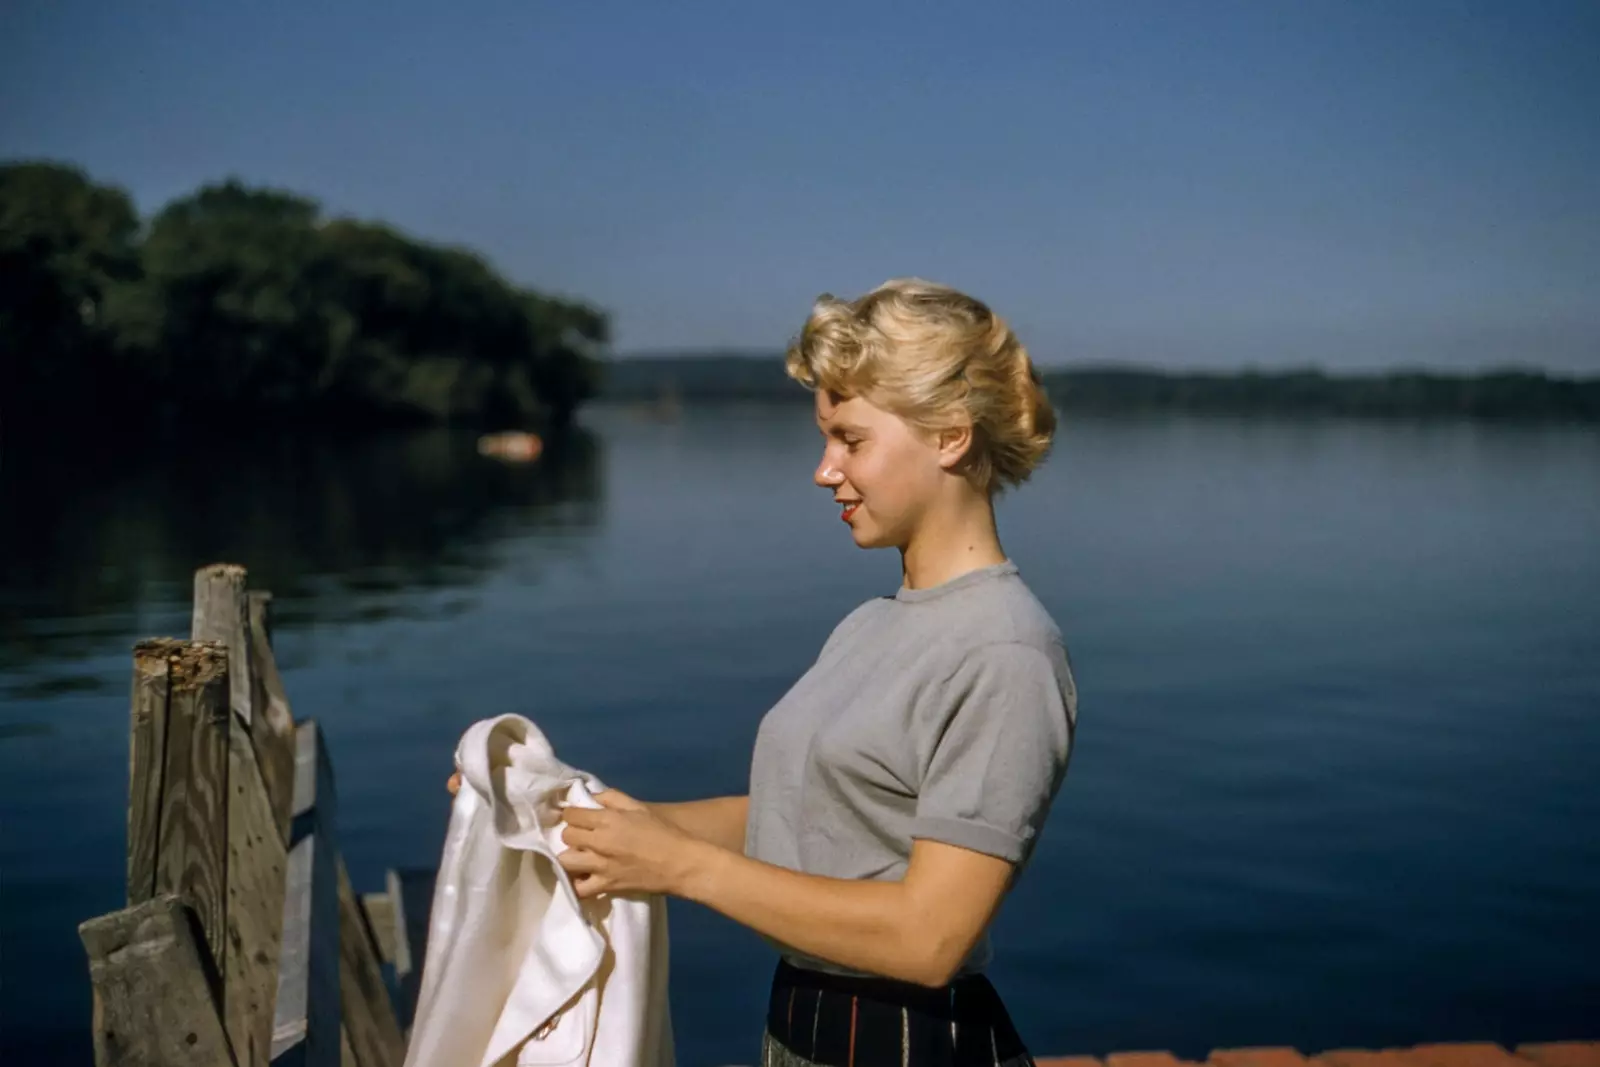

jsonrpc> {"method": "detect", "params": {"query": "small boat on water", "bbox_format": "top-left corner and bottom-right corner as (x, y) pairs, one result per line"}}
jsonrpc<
(476, 431), (544, 462)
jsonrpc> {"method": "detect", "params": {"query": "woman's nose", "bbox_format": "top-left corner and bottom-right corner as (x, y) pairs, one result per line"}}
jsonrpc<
(815, 455), (842, 488)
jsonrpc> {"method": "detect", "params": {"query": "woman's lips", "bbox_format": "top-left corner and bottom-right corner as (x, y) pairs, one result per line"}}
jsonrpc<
(840, 502), (860, 522)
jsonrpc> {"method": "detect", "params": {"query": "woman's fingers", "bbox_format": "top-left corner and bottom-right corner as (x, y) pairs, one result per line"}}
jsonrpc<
(558, 848), (604, 875)
(562, 806), (604, 830)
(558, 849), (614, 898)
(570, 873), (607, 899)
(558, 821), (593, 849)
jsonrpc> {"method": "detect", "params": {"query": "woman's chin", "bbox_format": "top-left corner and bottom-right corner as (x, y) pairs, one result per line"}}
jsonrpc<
(847, 522), (886, 549)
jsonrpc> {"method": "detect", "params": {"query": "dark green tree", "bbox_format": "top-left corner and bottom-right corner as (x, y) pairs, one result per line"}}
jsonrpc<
(114, 180), (339, 415)
(0, 161), (141, 424)
(3, 162), (610, 434)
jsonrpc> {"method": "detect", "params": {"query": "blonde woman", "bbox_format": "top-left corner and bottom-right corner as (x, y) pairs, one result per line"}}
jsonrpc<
(454, 279), (1077, 1066)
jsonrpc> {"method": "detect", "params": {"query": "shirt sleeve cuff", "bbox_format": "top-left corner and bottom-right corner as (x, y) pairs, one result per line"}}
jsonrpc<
(909, 816), (1026, 863)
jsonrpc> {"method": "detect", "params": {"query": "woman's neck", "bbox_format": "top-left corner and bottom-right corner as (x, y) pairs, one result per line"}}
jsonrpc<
(899, 495), (1006, 591)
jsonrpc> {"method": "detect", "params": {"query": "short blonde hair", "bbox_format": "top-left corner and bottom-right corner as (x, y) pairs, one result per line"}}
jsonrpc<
(784, 278), (1056, 493)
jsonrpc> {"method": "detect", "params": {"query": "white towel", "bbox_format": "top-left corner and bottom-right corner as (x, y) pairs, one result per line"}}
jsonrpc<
(403, 714), (675, 1067)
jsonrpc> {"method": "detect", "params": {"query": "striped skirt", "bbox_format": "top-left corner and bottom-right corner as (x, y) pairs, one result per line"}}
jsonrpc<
(758, 959), (1037, 1067)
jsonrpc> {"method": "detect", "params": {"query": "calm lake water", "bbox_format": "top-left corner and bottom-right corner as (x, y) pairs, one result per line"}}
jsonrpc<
(3, 404), (1598, 1065)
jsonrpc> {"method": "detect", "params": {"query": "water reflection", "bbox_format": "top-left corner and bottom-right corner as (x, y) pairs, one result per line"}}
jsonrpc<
(0, 426), (606, 682)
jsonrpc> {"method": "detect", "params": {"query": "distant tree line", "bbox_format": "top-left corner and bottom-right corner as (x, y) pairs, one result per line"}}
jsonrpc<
(600, 353), (1600, 420)
(1, 161), (608, 440)
(1048, 366), (1600, 419)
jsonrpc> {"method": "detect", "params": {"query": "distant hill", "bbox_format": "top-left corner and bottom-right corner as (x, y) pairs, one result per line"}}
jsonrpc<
(598, 353), (1600, 420)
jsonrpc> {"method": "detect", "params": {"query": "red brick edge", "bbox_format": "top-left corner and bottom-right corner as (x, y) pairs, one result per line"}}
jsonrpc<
(1038, 1041), (1600, 1067)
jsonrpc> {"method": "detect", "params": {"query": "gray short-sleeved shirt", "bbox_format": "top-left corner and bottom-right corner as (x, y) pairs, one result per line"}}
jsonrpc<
(744, 560), (1078, 977)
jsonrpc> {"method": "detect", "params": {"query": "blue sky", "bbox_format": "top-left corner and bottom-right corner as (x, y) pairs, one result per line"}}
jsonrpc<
(3, 1), (1596, 370)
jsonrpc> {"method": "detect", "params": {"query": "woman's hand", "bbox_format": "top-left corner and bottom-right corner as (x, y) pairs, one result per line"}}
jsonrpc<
(446, 771), (461, 796)
(557, 788), (709, 899)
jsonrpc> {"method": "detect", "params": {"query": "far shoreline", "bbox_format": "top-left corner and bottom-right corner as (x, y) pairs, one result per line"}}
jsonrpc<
(596, 353), (1600, 421)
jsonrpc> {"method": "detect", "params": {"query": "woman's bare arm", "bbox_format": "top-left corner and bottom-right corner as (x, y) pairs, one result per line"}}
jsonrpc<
(679, 837), (1012, 987)
(464, 772), (1013, 981)
(559, 792), (1014, 985)
(644, 795), (749, 853)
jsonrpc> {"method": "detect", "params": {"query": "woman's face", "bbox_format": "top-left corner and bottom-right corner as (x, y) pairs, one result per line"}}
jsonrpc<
(813, 390), (947, 550)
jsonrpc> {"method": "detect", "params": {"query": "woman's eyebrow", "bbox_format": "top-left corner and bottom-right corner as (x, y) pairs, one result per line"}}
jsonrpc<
(818, 420), (868, 435)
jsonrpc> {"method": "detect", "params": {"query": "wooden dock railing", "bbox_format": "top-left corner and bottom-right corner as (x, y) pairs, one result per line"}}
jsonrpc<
(78, 564), (437, 1067)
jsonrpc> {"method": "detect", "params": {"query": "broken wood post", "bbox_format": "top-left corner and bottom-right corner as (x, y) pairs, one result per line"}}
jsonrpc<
(125, 640), (231, 977)
(194, 566), (297, 829)
(192, 567), (293, 1067)
(90, 571), (436, 1066)
(79, 895), (240, 1067)
(125, 639), (178, 905)
(192, 564), (254, 733)
(271, 720), (340, 1067)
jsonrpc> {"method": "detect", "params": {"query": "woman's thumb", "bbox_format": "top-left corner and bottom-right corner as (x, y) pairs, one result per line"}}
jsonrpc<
(595, 787), (643, 811)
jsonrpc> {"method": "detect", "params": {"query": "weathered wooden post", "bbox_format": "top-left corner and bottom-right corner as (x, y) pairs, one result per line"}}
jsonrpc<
(86, 637), (236, 1066)
(127, 639), (232, 970)
(124, 639), (174, 904)
(82, 566), (423, 1067)
(193, 565), (297, 1067)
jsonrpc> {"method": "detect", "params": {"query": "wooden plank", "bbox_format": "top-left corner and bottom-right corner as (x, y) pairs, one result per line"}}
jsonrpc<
(79, 894), (239, 1067)
(271, 720), (340, 1067)
(337, 858), (405, 1067)
(126, 639), (182, 905)
(193, 568), (297, 844)
(193, 563), (254, 727)
(223, 724), (290, 1067)
(248, 590), (298, 844)
(190, 566), (290, 1066)
(358, 893), (396, 966)
(387, 866), (436, 1032)
(155, 642), (232, 984)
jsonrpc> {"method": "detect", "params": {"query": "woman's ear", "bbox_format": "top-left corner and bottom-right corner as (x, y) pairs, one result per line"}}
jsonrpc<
(935, 423), (973, 470)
